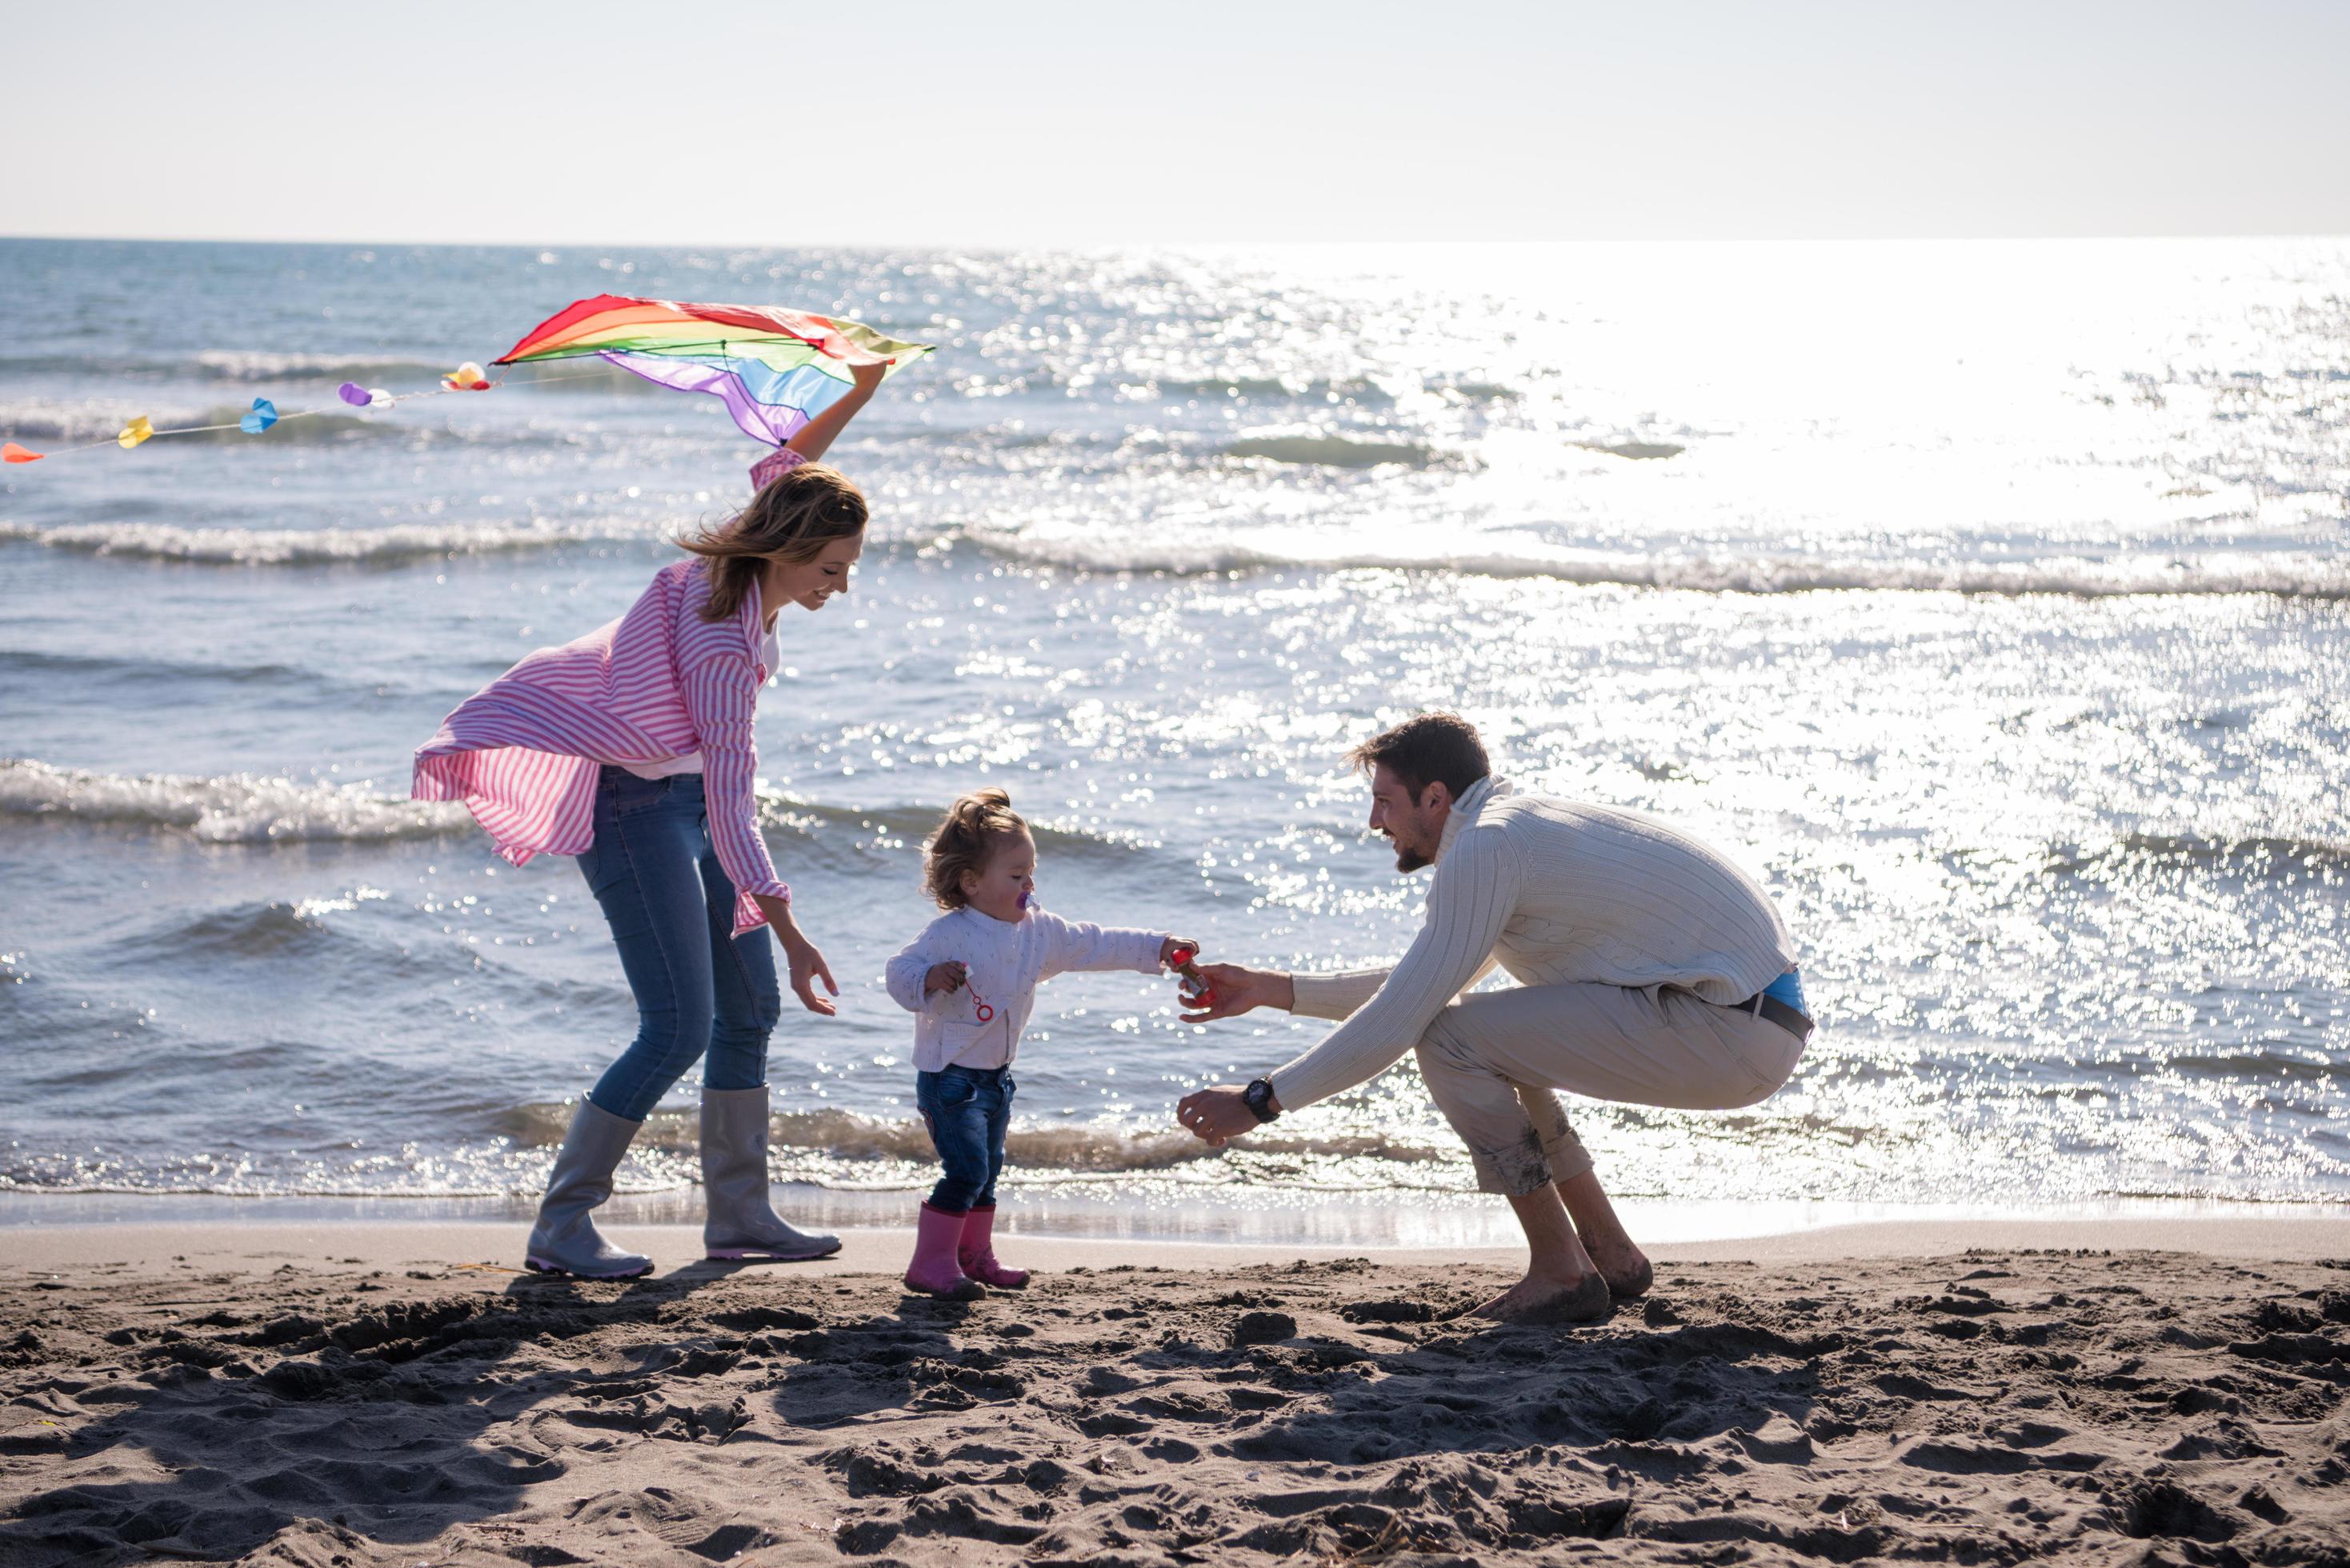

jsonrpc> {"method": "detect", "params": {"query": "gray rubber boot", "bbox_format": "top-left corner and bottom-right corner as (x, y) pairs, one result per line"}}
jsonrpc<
(701, 1085), (841, 1261)
(524, 1101), (654, 1278)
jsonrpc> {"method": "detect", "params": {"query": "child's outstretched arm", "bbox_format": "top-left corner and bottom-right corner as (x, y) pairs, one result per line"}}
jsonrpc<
(1036, 911), (1192, 978)
(784, 358), (889, 462)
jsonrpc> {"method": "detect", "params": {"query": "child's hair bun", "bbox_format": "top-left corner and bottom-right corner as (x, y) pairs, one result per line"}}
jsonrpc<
(924, 788), (1027, 910)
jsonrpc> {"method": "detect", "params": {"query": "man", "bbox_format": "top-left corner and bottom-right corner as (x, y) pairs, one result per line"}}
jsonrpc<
(1175, 713), (1812, 1324)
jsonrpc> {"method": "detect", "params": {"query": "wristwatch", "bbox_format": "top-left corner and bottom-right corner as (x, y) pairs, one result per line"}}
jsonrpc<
(1242, 1077), (1281, 1124)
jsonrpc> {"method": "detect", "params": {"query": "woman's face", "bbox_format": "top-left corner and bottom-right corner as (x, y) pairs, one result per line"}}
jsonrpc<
(959, 830), (1037, 922)
(763, 533), (863, 614)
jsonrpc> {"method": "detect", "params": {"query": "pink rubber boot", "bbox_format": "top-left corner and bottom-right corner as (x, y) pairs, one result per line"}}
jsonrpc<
(903, 1202), (984, 1299)
(958, 1203), (1030, 1290)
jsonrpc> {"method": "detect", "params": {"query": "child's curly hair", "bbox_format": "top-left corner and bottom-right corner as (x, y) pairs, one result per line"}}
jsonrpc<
(923, 788), (1027, 910)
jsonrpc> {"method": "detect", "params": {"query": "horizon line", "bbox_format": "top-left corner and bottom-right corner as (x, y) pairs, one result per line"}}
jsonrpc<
(9, 230), (2350, 251)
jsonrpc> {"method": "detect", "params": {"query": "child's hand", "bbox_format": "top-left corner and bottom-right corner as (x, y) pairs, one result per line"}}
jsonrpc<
(1162, 938), (1217, 1010)
(924, 961), (968, 996)
(851, 357), (890, 391)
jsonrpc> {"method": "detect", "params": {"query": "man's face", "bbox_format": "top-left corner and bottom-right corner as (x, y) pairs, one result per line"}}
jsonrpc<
(1367, 763), (1448, 872)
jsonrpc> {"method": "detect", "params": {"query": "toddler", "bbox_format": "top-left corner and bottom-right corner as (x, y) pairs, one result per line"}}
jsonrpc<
(886, 788), (1191, 1298)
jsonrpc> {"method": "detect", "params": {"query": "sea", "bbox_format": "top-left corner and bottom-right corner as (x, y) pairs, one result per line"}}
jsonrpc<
(2, 236), (2343, 1246)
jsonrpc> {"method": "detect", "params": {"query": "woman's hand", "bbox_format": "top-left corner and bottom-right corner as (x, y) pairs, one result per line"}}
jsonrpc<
(781, 930), (840, 1016)
(1179, 963), (1292, 1023)
(760, 899), (839, 1016)
(925, 961), (968, 996)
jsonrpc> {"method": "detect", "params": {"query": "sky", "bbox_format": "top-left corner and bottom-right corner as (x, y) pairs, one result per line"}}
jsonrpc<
(6, 1), (2348, 246)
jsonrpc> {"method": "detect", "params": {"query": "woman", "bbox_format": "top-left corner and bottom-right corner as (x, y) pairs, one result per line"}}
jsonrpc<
(414, 362), (886, 1278)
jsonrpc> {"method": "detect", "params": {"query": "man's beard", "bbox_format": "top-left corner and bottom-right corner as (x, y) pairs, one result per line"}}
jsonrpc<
(1393, 844), (1431, 873)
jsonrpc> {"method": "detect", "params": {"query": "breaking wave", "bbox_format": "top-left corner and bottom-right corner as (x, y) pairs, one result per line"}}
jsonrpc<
(192, 350), (450, 382)
(503, 1102), (1452, 1181)
(0, 760), (1154, 862)
(753, 794), (1153, 861)
(959, 529), (2350, 599)
(0, 759), (470, 844)
(1221, 433), (1445, 468)
(0, 517), (656, 565)
(2034, 831), (2350, 878)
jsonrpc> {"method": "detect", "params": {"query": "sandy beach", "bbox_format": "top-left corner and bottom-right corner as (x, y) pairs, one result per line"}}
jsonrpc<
(3, 1220), (2345, 1566)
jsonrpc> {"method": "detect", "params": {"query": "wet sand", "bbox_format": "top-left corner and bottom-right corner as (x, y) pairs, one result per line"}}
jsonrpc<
(2, 1222), (2346, 1565)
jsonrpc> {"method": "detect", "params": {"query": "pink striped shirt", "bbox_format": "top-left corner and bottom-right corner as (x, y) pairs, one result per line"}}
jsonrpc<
(413, 543), (795, 937)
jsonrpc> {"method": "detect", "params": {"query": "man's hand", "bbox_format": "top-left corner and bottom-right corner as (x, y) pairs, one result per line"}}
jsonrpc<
(1179, 963), (1292, 1023)
(1176, 1085), (1270, 1147)
(1158, 935), (1200, 969)
(924, 961), (968, 996)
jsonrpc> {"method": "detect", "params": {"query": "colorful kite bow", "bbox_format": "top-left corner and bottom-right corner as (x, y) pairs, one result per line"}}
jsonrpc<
(492, 294), (932, 449)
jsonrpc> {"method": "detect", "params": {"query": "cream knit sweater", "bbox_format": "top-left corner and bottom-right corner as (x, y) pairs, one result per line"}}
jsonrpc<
(1268, 776), (1798, 1110)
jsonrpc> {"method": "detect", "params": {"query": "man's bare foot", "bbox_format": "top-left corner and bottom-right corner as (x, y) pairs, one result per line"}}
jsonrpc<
(1580, 1235), (1654, 1298)
(1466, 1270), (1612, 1325)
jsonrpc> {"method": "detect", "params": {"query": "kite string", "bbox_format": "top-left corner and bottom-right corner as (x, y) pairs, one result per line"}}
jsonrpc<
(10, 365), (637, 462)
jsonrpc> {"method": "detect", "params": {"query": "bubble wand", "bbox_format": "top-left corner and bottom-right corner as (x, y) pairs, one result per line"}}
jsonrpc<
(1167, 943), (1216, 1010)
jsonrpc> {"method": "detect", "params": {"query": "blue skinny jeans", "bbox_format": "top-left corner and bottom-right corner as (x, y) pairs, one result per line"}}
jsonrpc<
(915, 1064), (1014, 1212)
(578, 768), (781, 1122)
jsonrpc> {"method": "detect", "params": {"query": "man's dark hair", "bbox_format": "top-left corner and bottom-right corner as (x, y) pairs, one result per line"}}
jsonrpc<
(1345, 711), (1490, 802)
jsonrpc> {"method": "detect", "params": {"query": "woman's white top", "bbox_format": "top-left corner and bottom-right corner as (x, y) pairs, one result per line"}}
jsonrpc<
(886, 904), (1165, 1071)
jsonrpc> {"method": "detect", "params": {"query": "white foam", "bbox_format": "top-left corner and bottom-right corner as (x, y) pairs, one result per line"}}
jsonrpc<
(0, 758), (470, 844)
(962, 527), (2350, 599)
(0, 517), (655, 566)
(0, 398), (209, 442)
(194, 350), (442, 382)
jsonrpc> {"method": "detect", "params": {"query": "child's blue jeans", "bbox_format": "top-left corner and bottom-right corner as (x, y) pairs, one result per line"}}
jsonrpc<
(915, 1064), (1013, 1212)
(577, 768), (780, 1122)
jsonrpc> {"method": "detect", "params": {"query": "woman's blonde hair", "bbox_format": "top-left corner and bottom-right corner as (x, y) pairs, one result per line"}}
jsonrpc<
(923, 788), (1027, 910)
(681, 461), (867, 622)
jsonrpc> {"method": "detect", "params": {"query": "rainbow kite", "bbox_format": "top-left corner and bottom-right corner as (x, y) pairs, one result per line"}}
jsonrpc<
(493, 294), (931, 448)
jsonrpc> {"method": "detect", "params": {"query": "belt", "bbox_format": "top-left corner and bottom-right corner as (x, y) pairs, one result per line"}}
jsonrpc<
(1743, 991), (1814, 1043)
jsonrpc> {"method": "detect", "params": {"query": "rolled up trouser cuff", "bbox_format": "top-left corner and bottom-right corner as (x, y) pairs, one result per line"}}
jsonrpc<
(1421, 1018), (1564, 1197)
(1520, 1084), (1594, 1185)
(1459, 1118), (1591, 1194)
(1462, 1127), (1556, 1197)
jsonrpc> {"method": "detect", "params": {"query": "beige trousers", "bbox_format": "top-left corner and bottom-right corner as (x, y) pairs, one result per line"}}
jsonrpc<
(1413, 982), (1808, 1196)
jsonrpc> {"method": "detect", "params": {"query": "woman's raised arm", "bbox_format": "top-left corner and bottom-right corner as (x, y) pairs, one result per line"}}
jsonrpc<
(784, 358), (890, 462)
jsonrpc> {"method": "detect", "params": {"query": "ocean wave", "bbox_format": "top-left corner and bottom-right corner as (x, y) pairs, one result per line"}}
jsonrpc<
(149, 898), (377, 958)
(194, 350), (450, 383)
(754, 794), (1151, 861)
(959, 529), (2350, 599)
(0, 517), (651, 566)
(502, 1102), (1451, 1176)
(0, 398), (211, 442)
(0, 648), (333, 694)
(0, 397), (396, 443)
(2036, 832), (2350, 878)
(1575, 439), (1686, 460)
(0, 759), (470, 844)
(0, 758), (1150, 863)
(0, 350), (447, 383)
(1221, 433), (1446, 469)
